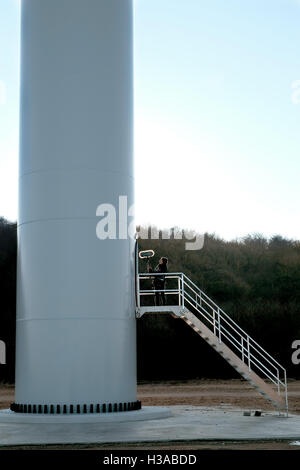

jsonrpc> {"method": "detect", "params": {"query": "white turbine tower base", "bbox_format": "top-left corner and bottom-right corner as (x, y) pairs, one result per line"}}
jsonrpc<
(12, 0), (139, 415)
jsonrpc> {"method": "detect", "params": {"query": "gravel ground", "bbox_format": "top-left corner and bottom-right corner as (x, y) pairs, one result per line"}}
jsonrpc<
(137, 379), (300, 413)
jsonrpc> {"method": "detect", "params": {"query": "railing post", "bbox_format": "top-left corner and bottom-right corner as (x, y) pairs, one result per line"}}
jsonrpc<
(178, 276), (181, 306)
(241, 337), (244, 363)
(213, 309), (216, 336)
(284, 370), (289, 417)
(181, 274), (185, 308)
(217, 308), (221, 343)
(277, 369), (280, 394)
(247, 336), (251, 371)
(137, 273), (140, 308)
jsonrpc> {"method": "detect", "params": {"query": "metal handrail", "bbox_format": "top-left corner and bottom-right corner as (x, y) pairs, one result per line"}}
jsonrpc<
(137, 271), (288, 409)
(181, 273), (286, 372)
(183, 290), (284, 386)
(181, 275), (287, 384)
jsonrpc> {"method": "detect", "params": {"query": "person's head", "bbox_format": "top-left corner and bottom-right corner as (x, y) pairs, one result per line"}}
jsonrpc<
(159, 257), (168, 265)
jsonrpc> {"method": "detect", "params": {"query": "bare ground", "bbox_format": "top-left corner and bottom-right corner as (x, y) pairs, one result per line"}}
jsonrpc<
(137, 379), (300, 413)
(1, 379), (300, 450)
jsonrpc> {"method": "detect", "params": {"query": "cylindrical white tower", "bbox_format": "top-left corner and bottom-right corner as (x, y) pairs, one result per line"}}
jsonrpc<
(12, 0), (137, 414)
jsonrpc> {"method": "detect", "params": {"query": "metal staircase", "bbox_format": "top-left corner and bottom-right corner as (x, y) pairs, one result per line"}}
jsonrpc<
(136, 272), (288, 416)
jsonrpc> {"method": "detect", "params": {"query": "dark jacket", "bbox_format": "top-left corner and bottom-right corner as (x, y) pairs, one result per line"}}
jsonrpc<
(149, 263), (168, 284)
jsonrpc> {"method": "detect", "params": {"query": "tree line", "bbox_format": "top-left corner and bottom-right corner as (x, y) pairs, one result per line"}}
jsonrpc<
(0, 217), (16, 382)
(0, 217), (299, 382)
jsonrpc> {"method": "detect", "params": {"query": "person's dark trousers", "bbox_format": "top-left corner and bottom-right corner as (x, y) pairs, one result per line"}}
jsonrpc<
(154, 280), (166, 306)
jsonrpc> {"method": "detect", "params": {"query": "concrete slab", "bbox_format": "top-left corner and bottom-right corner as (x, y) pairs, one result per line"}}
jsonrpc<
(0, 406), (170, 424)
(0, 405), (300, 447)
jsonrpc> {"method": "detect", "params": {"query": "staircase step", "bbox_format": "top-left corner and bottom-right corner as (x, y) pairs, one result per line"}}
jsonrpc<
(181, 308), (287, 415)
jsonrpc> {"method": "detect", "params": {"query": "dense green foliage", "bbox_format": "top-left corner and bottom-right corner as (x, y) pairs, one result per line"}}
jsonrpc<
(0, 217), (16, 382)
(0, 218), (299, 382)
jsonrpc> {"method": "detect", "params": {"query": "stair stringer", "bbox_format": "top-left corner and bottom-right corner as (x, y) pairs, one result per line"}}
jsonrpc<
(182, 309), (286, 412)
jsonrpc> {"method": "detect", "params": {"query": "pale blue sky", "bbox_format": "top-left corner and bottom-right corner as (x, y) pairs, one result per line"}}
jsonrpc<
(0, 0), (299, 240)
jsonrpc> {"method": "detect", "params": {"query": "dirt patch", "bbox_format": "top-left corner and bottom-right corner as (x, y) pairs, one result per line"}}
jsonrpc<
(1, 379), (300, 413)
(0, 383), (14, 410)
(137, 379), (300, 414)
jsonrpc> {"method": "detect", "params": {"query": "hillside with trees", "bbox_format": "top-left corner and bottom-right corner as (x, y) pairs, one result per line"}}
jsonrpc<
(0, 217), (16, 382)
(0, 217), (299, 382)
